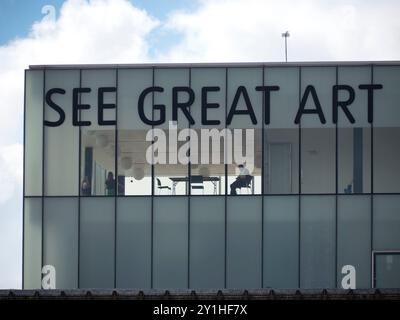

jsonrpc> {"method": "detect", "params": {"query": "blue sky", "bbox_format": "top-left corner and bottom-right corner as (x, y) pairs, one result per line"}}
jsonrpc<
(0, 0), (64, 44)
(0, 0), (196, 47)
(0, 0), (399, 289)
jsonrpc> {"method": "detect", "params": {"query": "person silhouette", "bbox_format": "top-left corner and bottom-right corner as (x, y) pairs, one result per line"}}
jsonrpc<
(105, 171), (116, 196)
(81, 176), (91, 196)
(230, 164), (250, 195)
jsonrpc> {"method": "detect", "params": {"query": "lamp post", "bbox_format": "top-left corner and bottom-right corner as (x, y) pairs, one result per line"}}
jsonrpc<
(281, 31), (290, 62)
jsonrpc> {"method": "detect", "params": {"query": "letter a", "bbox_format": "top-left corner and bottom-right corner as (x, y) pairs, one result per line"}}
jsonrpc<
(341, 265), (356, 289)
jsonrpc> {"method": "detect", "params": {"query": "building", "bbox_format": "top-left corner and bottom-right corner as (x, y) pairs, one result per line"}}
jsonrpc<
(23, 62), (400, 290)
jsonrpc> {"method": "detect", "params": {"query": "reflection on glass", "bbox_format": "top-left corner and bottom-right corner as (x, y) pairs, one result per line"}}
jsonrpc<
(338, 128), (371, 194)
(301, 128), (335, 194)
(80, 69), (116, 196)
(337, 195), (371, 288)
(337, 66), (372, 195)
(300, 195), (336, 288)
(151, 128), (187, 195)
(375, 254), (400, 288)
(190, 129), (225, 195)
(44, 70), (80, 196)
(264, 129), (299, 194)
(25, 70), (43, 196)
(81, 130), (116, 196)
(118, 130), (151, 195)
(374, 128), (400, 193)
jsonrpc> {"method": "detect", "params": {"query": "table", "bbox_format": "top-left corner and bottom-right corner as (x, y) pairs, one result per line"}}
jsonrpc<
(169, 176), (221, 195)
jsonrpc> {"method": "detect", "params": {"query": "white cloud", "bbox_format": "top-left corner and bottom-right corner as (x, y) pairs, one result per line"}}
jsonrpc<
(161, 0), (400, 62)
(0, 0), (159, 289)
(0, 144), (23, 204)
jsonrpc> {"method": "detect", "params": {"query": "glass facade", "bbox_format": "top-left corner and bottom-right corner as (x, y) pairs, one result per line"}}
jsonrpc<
(23, 63), (400, 289)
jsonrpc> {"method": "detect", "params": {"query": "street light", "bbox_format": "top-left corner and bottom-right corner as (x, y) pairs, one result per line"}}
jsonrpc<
(281, 31), (290, 62)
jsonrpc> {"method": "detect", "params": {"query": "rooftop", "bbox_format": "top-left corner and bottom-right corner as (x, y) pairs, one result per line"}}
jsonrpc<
(2, 289), (400, 300)
(28, 60), (400, 70)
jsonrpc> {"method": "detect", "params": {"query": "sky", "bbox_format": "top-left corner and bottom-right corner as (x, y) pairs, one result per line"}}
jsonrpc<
(0, 0), (399, 289)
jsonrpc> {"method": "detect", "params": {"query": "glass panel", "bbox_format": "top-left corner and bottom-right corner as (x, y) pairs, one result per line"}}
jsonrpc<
(153, 69), (189, 195)
(227, 68), (263, 195)
(265, 130), (299, 194)
(375, 254), (400, 288)
(373, 66), (400, 127)
(301, 128), (335, 194)
(191, 68), (226, 195)
(373, 128), (400, 193)
(300, 67), (335, 194)
(300, 67), (335, 128)
(25, 70), (43, 196)
(338, 66), (371, 127)
(227, 68), (262, 129)
(80, 197), (115, 288)
(227, 197), (262, 288)
(338, 128), (371, 194)
(373, 66), (400, 193)
(117, 69), (152, 195)
(43, 198), (78, 289)
(263, 196), (299, 288)
(190, 196), (225, 288)
(300, 195), (335, 288)
(264, 67), (299, 194)
(191, 68), (225, 129)
(116, 197), (151, 288)
(80, 70), (116, 196)
(44, 70), (79, 195)
(265, 67), (299, 129)
(338, 67), (371, 194)
(153, 197), (188, 288)
(23, 198), (42, 289)
(373, 195), (400, 250)
(337, 195), (371, 289)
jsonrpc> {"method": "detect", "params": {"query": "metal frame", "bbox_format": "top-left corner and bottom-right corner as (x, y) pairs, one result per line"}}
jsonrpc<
(22, 62), (400, 290)
(22, 70), (27, 289)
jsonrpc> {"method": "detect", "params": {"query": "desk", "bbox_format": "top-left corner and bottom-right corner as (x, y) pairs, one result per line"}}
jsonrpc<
(169, 176), (221, 195)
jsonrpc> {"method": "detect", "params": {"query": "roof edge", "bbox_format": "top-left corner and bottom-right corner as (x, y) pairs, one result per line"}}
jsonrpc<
(28, 60), (400, 70)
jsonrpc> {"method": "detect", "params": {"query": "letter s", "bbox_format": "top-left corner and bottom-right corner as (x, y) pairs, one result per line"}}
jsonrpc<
(44, 88), (66, 127)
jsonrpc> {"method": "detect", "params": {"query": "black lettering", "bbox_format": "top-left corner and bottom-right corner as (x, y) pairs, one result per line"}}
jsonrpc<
(227, 86), (257, 125)
(98, 87), (116, 126)
(333, 85), (355, 124)
(358, 84), (383, 123)
(172, 86), (195, 124)
(256, 85), (280, 125)
(44, 88), (66, 127)
(138, 87), (165, 125)
(295, 85), (326, 124)
(72, 88), (91, 126)
(201, 86), (221, 125)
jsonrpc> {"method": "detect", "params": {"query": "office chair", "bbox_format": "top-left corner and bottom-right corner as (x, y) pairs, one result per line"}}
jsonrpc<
(239, 175), (253, 194)
(156, 178), (171, 195)
(190, 175), (204, 194)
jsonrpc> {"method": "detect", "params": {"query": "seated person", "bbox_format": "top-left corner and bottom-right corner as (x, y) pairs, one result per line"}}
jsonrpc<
(230, 164), (251, 195)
